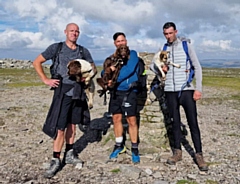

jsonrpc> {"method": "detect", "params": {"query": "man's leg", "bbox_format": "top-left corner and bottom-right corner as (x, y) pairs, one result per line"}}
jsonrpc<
(180, 91), (208, 171)
(44, 95), (72, 178)
(44, 130), (64, 178)
(64, 97), (88, 165)
(123, 90), (140, 163)
(127, 116), (138, 143)
(113, 113), (123, 138)
(64, 123), (83, 165)
(109, 113), (126, 159)
(126, 115), (140, 163)
(108, 92), (126, 159)
(53, 130), (65, 152)
(64, 123), (75, 161)
(65, 123), (76, 145)
(165, 92), (183, 165)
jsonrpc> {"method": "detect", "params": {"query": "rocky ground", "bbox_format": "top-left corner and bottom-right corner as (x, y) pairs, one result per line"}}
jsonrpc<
(0, 75), (240, 184)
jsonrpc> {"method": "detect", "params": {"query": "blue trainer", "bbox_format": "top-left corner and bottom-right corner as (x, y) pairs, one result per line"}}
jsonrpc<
(109, 145), (126, 159)
(132, 152), (140, 163)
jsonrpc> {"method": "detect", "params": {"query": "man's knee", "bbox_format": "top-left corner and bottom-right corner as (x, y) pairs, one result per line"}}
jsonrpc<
(112, 113), (122, 123)
(126, 116), (137, 127)
(56, 129), (65, 137)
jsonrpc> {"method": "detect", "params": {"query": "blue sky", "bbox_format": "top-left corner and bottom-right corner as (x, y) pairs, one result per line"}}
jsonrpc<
(0, 0), (240, 64)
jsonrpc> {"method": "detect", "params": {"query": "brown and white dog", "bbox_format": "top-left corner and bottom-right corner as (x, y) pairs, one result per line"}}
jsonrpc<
(67, 59), (95, 109)
(67, 59), (95, 86)
(96, 45), (130, 96)
(154, 50), (181, 86)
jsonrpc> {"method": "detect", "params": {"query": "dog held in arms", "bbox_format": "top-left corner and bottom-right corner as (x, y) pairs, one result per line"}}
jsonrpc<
(96, 45), (130, 97)
(153, 50), (181, 86)
(67, 59), (95, 109)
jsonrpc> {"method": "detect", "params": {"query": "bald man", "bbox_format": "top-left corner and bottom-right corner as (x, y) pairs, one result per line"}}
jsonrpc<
(33, 23), (97, 178)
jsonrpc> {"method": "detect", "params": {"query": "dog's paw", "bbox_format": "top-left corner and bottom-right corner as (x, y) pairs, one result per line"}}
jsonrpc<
(85, 81), (89, 86)
(88, 103), (93, 109)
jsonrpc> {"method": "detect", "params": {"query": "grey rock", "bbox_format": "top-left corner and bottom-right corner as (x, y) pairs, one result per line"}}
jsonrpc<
(119, 164), (141, 180)
(153, 180), (169, 184)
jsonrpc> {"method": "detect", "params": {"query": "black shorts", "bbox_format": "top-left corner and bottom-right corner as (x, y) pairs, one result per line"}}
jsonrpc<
(57, 95), (88, 130)
(108, 90), (137, 116)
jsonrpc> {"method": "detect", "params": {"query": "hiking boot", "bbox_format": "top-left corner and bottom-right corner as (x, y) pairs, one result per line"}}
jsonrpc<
(44, 158), (61, 178)
(131, 148), (140, 163)
(166, 149), (182, 165)
(64, 149), (83, 165)
(195, 152), (208, 171)
(109, 145), (126, 159)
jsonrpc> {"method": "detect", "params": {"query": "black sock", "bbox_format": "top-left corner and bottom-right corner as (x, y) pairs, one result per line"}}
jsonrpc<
(53, 151), (61, 159)
(131, 142), (139, 155)
(115, 141), (124, 147)
(131, 142), (138, 149)
(65, 144), (73, 152)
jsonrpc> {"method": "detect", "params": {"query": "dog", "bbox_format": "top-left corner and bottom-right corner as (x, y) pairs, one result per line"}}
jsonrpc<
(85, 79), (95, 109)
(154, 50), (181, 86)
(67, 59), (95, 86)
(67, 59), (95, 109)
(96, 45), (130, 96)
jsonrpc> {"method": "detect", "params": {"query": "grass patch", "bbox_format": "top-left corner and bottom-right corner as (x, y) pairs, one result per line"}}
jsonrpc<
(1, 67), (240, 93)
(205, 180), (218, 184)
(227, 133), (240, 138)
(202, 68), (240, 91)
(177, 180), (198, 184)
(0, 68), (48, 88)
(203, 76), (240, 91)
(110, 168), (121, 173)
(201, 68), (240, 103)
(207, 161), (221, 166)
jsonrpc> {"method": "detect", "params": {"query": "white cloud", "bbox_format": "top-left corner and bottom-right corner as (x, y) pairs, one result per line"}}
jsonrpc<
(202, 39), (232, 51)
(0, 0), (240, 61)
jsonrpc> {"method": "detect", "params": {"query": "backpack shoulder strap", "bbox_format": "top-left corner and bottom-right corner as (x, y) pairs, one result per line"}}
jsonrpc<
(50, 42), (63, 77)
(77, 44), (85, 59)
(162, 43), (168, 51)
(53, 42), (63, 60)
(178, 40), (195, 97)
(182, 41), (191, 65)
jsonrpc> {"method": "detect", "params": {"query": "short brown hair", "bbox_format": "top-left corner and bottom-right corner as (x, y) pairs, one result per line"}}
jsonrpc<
(163, 22), (176, 30)
(113, 32), (126, 41)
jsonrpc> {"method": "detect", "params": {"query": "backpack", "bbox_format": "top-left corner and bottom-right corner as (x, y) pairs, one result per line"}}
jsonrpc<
(50, 42), (84, 79)
(135, 57), (147, 92)
(163, 40), (195, 96)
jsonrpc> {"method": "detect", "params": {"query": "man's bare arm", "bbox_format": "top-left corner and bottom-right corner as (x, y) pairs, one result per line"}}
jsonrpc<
(32, 54), (60, 88)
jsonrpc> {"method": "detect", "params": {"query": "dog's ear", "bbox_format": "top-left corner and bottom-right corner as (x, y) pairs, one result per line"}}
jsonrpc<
(67, 60), (74, 68)
(160, 51), (169, 60)
(126, 46), (130, 59)
(103, 58), (112, 69)
(159, 51), (165, 61)
(113, 48), (119, 58)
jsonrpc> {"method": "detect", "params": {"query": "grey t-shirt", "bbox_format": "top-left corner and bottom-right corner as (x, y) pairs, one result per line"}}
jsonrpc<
(42, 42), (95, 95)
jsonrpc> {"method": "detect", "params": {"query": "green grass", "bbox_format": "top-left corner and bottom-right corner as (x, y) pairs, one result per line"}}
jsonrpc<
(110, 168), (121, 173)
(205, 180), (218, 184)
(227, 133), (240, 138)
(202, 68), (240, 91)
(0, 68), (47, 88)
(201, 68), (240, 103)
(1, 67), (240, 94)
(177, 180), (198, 184)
